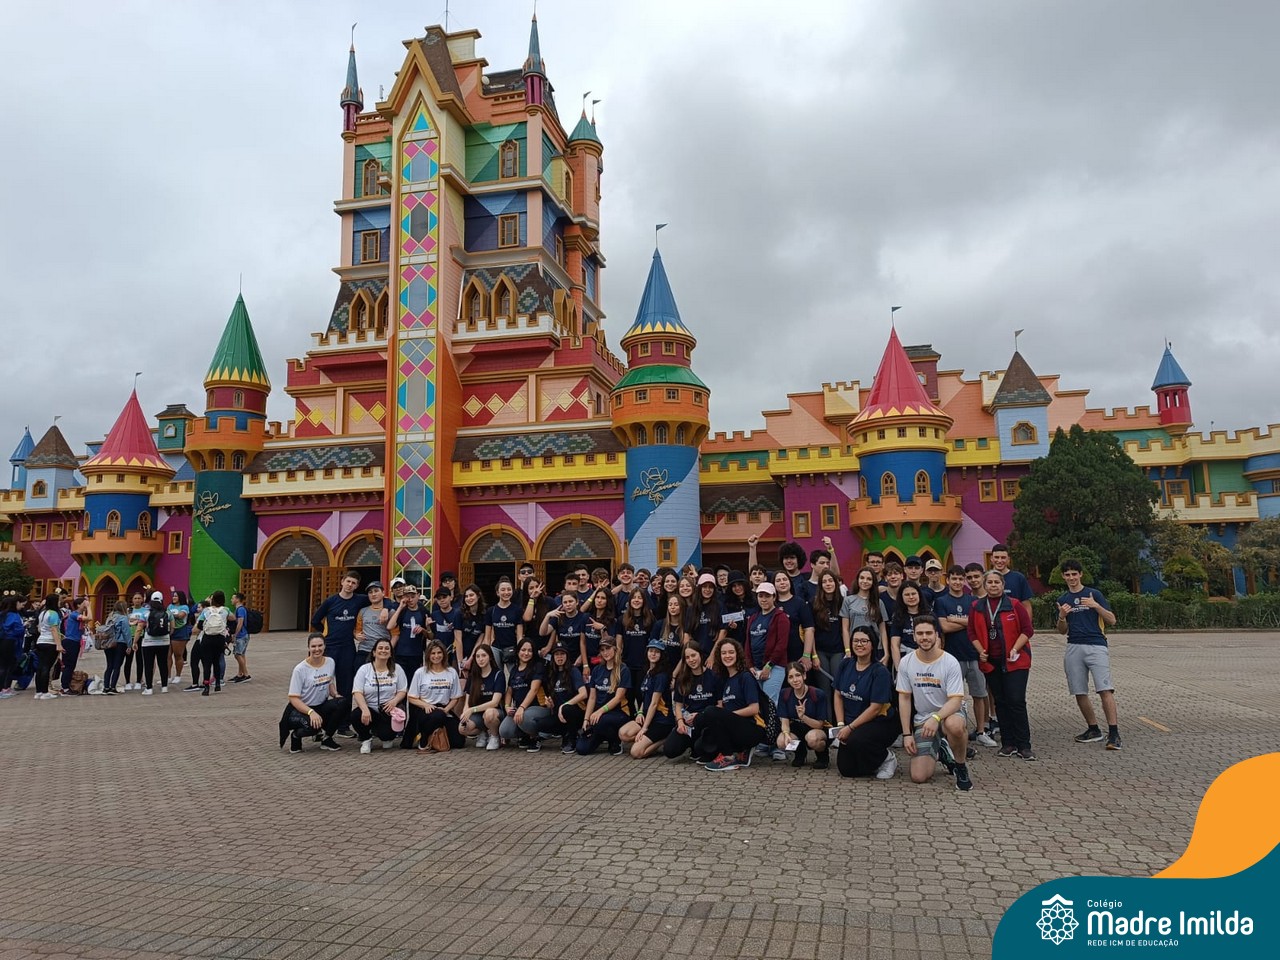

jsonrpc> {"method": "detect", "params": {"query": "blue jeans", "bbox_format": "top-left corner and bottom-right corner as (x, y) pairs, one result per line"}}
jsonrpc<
(759, 666), (784, 704)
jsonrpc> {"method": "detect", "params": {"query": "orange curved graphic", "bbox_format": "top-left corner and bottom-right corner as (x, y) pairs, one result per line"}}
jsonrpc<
(1156, 752), (1280, 878)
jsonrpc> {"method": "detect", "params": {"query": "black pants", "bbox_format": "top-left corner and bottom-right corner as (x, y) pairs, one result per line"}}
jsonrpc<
(287, 697), (347, 739)
(198, 635), (226, 687)
(663, 723), (715, 761)
(0, 639), (16, 691)
(103, 645), (125, 691)
(402, 705), (464, 749)
(123, 647), (140, 684)
(576, 710), (628, 754)
(60, 640), (81, 690)
(142, 645), (169, 688)
(836, 714), (899, 778)
(533, 702), (585, 741)
(693, 706), (764, 759)
(351, 707), (396, 742)
(328, 643), (357, 699)
(394, 654), (421, 682)
(986, 666), (1031, 751)
(34, 645), (59, 694)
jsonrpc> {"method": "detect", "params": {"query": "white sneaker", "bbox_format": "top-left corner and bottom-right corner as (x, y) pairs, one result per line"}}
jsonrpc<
(474, 732), (488, 749)
(875, 749), (898, 780)
(486, 736), (500, 751)
(161, 686), (169, 694)
(142, 688), (153, 696)
(974, 731), (998, 748)
(770, 749), (787, 762)
(360, 740), (373, 754)
(892, 734), (904, 748)
(381, 739), (396, 750)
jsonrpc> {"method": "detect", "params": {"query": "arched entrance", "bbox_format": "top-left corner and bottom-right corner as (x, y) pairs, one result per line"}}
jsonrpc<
(90, 572), (122, 622)
(256, 530), (335, 632)
(460, 527), (530, 601)
(536, 516), (618, 592)
(339, 532), (384, 589)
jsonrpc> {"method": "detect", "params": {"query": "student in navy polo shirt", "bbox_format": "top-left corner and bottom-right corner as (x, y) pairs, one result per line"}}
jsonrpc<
(721, 571), (752, 646)
(458, 643), (505, 750)
(616, 588), (653, 710)
(484, 577), (523, 667)
(889, 583), (929, 673)
(776, 661), (830, 769)
(612, 563), (637, 616)
(539, 590), (589, 665)
(428, 588), (462, 665)
(575, 637), (631, 756)
(934, 565), (996, 747)
(777, 541), (811, 603)
(391, 585), (427, 681)
(832, 625), (898, 779)
(456, 585), (487, 673)
(698, 639), (766, 771)
(1057, 560), (1122, 750)
(810, 571), (845, 700)
(773, 570), (815, 667)
(620, 639), (674, 758)
(902, 556), (935, 606)
(990, 544), (1033, 615)
(501, 639), (547, 748)
(650, 593), (690, 674)
(803, 539), (842, 607)
(310, 571), (372, 737)
(689, 574), (726, 657)
(534, 643), (587, 754)
(662, 641), (722, 761)
(582, 587), (616, 666)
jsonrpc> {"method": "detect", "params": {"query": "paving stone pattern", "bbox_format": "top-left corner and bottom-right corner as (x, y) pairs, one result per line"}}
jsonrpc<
(2, 632), (1276, 960)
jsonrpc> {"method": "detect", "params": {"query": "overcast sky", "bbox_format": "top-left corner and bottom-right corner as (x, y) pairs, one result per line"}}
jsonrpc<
(5, 0), (1278, 458)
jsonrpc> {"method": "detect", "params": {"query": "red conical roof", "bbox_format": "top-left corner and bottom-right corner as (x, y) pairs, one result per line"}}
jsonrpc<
(851, 328), (948, 426)
(82, 391), (174, 475)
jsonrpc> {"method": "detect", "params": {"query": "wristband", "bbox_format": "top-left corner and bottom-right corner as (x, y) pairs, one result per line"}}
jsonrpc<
(930, 713), (941, 723)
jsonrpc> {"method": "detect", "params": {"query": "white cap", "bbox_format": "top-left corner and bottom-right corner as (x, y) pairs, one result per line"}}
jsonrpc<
(150, 591), (164, 602)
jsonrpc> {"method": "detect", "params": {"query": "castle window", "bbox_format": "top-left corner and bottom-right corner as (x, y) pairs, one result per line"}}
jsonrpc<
(798, 448), (810, 459)
(106, 511), (121, 536)
(655, 425), (669, 444)
(51, 522), (64, 539)
(954, 439), (966, 450)
(232, 453), (246, 471)
(635, 389), (648, 403)
(162, 423), (177, 439)
(585, 454), (596, 464)
(770, 510), (783, 522)
(138, 512), (152, 537)
(606, 452), (617, 463)
(1002, 479), (1021, 500)
(693, 392), (703, 405)
(1011, 422), (1038, 445)
(213, 453), (225, 470)
(657, 538), (677, 565)
(777, 449), (788, 460)
(876, 429), (886, 441)
(675, 426), (687, 444)
(792, 512), (811, 537)
(594, 394), (603, 416)
(1271, 479), (1280, 495)
(522, 458), (533, 468)
(361, 159), (381, 197)
(979, 480), (997, 502)
(169, 532), (184, 554)
(360, 230), (381, 263)
(881, 473), (897, 498)
(563, 169), (573, 205)
(564, 455), (575, 465)
(665, 389), (679, 401)
(19, 523), (31, 541)
(915, 471), (930, 497)
(819, 447), (831, 458)
(233, 390), (244, 409)
(32, 480), (47, 498)
(375, 292), (388, 336)
(859, 476), (868, 498)
(747, 510), (760, 523)
(34, 523), (47, 541)
(116, 474), (125, 483)
(498, 214), (520, 248)
(638, 343), (651, 356)
(555, 236), (565, 265)
(662, 341), (675, 355)
(1164, 479), (1189, 504)
(918, 427), (927, 437)
(821, 504), (839, 530)
(634, 425), (647, 445)
(497, 286), (512, 319)
(499, 140), (519, 179)
(977, 437), (989, 449)
(466, 286), (484, 322)
(501, 458), (512, 470)
(897, 428), (907, 438)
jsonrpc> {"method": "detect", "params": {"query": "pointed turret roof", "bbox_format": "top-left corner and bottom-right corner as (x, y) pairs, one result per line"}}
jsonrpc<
(619, 250), (693, 347)
(1151, 344), (1191, 390)
(9, 427), (34, 465)
(523, 14), (545, 75)
(82, 391), (173, 474)
(340, 44), (363, 108)
(991, 351), (1052, 408)
(851, 328), (948, 426)
(206, 294), (271, 388)
(568, 111), (601, 144)
(25, 425), (79, 471)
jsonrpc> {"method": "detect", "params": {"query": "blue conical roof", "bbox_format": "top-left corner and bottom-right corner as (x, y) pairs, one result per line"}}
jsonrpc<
(523, 14), (545, 75)
(620, 250), (692, 346)
(9, 427), (34, 465)
(569, 111), (601, 144)
(1152, 345), (1191, 390)
(340, 45), (362, 108)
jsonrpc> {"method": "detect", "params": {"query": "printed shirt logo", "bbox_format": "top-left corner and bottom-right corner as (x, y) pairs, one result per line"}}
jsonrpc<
(631, 466), (681, 505)
(1037, 894), (1078, 945)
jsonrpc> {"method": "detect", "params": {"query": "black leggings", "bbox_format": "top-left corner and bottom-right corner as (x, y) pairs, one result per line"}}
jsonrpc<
(123, 647), (140, 684)
(402, 705), (464, 749)
(34, 645), (58, 694)
(692, 706), (764, 759)
(351, 707), (396, 742)
(836, 714), (899, 778)
(142, 646), (169, 688)
(576, 710), (628, 754)
(0, 640), (15, 692)
(663, 721), (716, 761)
(986, 666), (1032, 751)
(287, 698), (347, 739)
(533, 702), (585, 741)
(198, 636), (226, 687)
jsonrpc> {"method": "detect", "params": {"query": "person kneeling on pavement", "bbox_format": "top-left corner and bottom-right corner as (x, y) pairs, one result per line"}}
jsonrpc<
(280, 633), (349, 754)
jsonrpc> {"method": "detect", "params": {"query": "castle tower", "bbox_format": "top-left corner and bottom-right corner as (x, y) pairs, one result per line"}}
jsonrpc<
(9, 427), (34, 491)
(72, 391), (175, 604)
(847, 328), (960, 563)
(990, 350), (1052, 461)
(1152, 343), (1193, 435)
(522, 14), (546, 108)
(185, 295), (270, 601)
(339, 42), (363, 136)
(611, 250), (710, 570)
(23, 425), (80, 510)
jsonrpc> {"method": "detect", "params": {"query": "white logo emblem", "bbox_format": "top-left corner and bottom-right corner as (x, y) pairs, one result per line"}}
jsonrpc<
(1037, 894), (1078, 945)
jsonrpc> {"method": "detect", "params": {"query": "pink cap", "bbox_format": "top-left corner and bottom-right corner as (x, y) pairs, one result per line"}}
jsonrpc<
(755, 582), (777, 596)
(697, 573), (717, 586)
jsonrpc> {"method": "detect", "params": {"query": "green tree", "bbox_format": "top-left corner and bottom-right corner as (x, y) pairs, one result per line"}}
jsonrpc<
(1149, 516), (1236, 597)
(1235, 517), (1280, 590)
(0, 559), (35, 596)
(1010, 425), (1157, 583)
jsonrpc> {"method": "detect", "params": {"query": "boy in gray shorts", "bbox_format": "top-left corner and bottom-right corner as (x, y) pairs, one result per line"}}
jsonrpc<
(896, 616), (974, 792)
(1057, 560), (1121, 751)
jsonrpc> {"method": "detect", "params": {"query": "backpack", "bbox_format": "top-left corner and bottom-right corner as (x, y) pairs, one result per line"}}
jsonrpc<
(146, 606), (169, 637)
(22, 615), (38, 649)
(754, 675), (782, 746)
(67, 670), (90, 695)
(245, 608), (264, 635)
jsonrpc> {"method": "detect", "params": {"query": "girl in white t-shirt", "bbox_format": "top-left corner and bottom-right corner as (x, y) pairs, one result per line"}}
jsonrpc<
(404, 640), (463, 751)
(33, 594), (62, 700)
(351, 638), (407, 752)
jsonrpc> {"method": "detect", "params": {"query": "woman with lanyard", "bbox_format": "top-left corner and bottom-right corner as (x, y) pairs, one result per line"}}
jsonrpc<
(458, 643), (505, 751)
(575, 636), (631, 755)
(350, 637), (407, 753)
(889, 583), (929, 673)
(167, 590), (192, 687)
(662, 641), (722, 761)
(968, 569), (1036, 760)
(31, 594), (62, 699)
(616, 588), (653, 712)
(582, 586), (616, 668)
(810, 571), (845, 700)
(840, 567), (890, 668)
(689, 574), (726, 658)
(831, 625), (899, 779)
(619, 639), (674, 759)
(403, 640), (464, 752)
(776, 661), (831, 769)
(500, 638), (548, 748)
(484, 577), (522, 668)
(456, 584), (487, 675)
(650, 593), (689, 674)
(698, 639), (766, 772)
(744, 582), (789, 704)
(526, 642), (588, 754)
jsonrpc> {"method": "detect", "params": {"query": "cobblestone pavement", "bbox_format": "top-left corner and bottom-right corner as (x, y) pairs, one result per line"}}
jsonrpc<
(2, 631), (1276, 960)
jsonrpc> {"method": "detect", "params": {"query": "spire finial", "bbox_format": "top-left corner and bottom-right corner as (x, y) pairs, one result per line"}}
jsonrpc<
(591, 98), (601, 123)
(890, 305), (902, 328)
(582, 91), (591, 113)
(1014, 327), (1025, 353)
(350, 22), (356, 50)
(655, 223), (668, 248)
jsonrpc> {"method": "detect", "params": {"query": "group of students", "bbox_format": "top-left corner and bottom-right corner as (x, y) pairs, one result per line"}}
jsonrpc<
(0, 587), (255, 699)
(286, 540), (1124, 791)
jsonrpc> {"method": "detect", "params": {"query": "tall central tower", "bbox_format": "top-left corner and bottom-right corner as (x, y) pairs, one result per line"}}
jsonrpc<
(611, 250), (710, 571)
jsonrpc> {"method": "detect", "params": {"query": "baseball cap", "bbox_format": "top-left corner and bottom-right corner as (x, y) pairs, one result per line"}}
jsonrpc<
(552, 642), (570, 654)
(389, 577), (406, 588)
(905, 555), (923, 566)
(924, 559), (943, 572)
(647, 638), (666, 651)
(728, 570), (747, 585)
(756, 583), (777, 596)
(697, 573), (717, 586)
(150, 591), (164, 602)
(599, 636), (616, 648)
(367, 581), (384, 591)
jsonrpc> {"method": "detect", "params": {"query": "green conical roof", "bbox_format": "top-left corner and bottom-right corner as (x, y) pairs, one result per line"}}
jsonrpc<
(568, 111), (600, 144)
(205, 294), (270, 388)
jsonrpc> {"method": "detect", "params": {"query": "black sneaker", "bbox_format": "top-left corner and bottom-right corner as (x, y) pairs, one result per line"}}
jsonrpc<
(228, 675), (244, 684)
(938, 739), (957, 775)
(289, 734), (303, 754)
(608, 742), (624, 756)
(560, 742), (575, 755)
(997, 744), (1018, 758)
(955, 764), (974, 792)
(335, 728), (358, 739)
(183, 684), (201, 692)
(812, 753), (829, 770)
(1017, 748), (1038, 762)
(1075, 726), (1104, 743)
(790, 751), (806, 768)
(319, 737), (341, 751)
(1106, 732), (1123, 751)
(526, 740), (542, 753)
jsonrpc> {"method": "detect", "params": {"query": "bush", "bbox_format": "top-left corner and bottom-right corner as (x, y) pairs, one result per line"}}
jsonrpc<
(1030, 592), (1280, 631)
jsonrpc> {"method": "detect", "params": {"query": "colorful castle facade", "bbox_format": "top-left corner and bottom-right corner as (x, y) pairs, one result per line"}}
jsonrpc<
(2, 18), (1276, 625)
